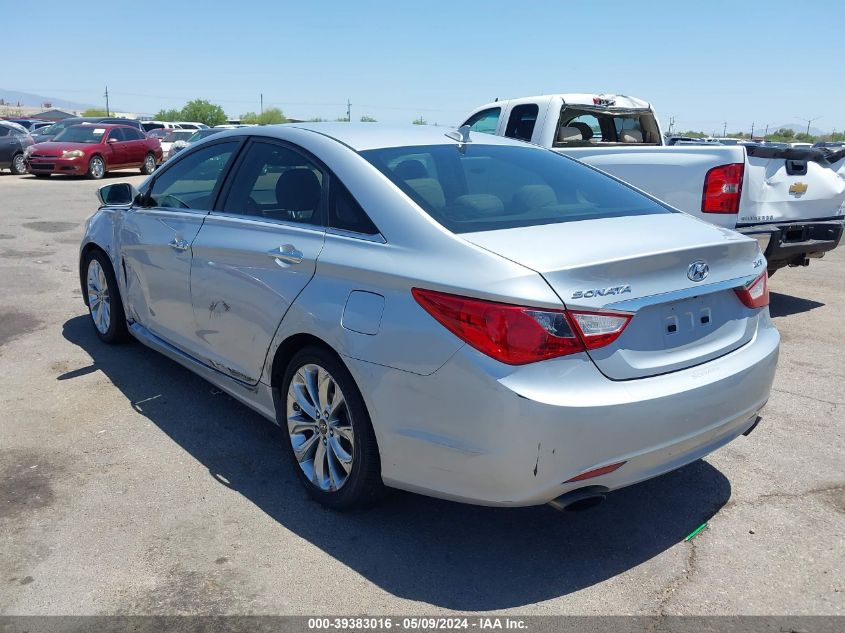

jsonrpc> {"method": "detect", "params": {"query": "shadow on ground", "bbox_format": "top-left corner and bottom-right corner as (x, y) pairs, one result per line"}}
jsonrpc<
(61, 315), (731, 610)
(768, 291), (824, 318)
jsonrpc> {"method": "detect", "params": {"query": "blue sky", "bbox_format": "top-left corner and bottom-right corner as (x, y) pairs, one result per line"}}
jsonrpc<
(6, 0), (844, 134)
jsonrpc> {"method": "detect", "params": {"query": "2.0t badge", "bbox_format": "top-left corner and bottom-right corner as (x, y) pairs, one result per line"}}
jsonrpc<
(687, 260), (709, 282)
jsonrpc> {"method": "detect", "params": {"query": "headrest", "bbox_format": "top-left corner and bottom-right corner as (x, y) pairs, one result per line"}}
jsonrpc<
(406, 178), (446, 210)
(556, 126), (582, 143)
(569, 122), (594, 141)
(393, 159), (428, 180)
(450, 194), (504, 219)
(513, 185), (557, 212)
(275, 169), (321, 211)
(619, 129), (643, 143)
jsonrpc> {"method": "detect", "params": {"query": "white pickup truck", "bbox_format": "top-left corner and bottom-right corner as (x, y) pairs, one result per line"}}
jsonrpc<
(460, 94), (845, 273)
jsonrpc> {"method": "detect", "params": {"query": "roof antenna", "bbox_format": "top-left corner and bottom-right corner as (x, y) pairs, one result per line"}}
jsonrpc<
(445, 124), (471, 144)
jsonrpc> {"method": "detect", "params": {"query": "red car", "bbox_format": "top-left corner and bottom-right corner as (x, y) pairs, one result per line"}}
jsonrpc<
(25, 124), (162, 179)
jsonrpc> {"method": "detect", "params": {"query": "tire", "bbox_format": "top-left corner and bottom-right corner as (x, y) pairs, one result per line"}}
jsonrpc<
(281, 345), (384, 509)
(10, 153), (26, 175)
(767, 268), (777, 278)
(87, 155), (106, 180)
(141, 152), (156, 175)
(82, 249), (129, 344)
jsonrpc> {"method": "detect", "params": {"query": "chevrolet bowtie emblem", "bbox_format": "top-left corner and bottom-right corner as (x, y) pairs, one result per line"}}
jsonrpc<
(789, 182), (808, 196)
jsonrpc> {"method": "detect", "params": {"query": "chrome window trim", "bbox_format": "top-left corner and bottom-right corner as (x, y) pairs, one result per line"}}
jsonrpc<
(203, 210), (326, 235)
(326, 227), (386, 244)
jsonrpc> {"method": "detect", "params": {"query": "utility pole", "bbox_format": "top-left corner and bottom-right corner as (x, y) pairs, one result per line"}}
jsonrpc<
(104, 86), (110, 116)
(750, 121), (755, 138)
(260, 93), (263, 116)
(722, 121), (727, 137)
(799, 115), (822, 136)
(346, 98), (351, 122)
(668, 115), (675, 135)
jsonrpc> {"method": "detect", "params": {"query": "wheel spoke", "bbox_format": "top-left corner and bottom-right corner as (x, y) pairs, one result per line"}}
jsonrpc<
(328, 435), (353, 474)
(291, 382), (317, 419)
(287, 415), (317, 436)
(333, 424), (354, 446)
(318, 373), (332, 415)
(313, 439), (327, 487)
(327, 391), (346, 419)
(304, 367), (321, 410)
(292, 433), (319, 463)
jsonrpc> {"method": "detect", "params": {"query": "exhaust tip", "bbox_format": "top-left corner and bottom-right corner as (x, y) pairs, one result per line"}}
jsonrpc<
(548, 485), (608, 512)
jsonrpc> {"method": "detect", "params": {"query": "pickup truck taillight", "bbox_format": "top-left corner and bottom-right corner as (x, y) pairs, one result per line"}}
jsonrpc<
(702, 163), (744, 213)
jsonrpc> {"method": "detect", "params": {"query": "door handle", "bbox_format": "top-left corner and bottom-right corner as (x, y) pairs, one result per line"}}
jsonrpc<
(267, 244), (303, 265)
(168, 238), (189, 251)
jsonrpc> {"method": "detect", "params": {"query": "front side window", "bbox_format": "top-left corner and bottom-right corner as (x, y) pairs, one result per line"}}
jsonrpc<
(148, 141), (239, 210)
(361, 144), (673, 234)
(504, 104), (539, 142)
(463, 107), (501, 135)
(221, 141), (324, 226)
(122, 128), (144, 141)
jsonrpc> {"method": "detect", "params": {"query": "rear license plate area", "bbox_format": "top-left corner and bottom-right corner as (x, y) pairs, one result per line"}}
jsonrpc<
(662, 296), (713, 341)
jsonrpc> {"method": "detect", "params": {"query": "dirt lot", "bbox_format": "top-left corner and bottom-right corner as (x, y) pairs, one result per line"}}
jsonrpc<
(0, 171), (842, 616)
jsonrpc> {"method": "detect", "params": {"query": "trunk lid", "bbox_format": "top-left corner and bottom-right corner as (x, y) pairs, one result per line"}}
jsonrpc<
(463, 214), (764, 380)
(740, 145), (845, 225)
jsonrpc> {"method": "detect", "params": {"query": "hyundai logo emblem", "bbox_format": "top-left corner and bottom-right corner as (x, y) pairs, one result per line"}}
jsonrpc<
(687, 261), (709, 282)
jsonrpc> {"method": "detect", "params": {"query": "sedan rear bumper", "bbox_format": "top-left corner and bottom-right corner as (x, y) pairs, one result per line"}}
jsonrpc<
(346, 313), (779, 506)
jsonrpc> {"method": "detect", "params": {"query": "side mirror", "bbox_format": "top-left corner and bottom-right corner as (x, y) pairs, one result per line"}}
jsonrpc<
(97, 182), (139, 208)
(107, 137), (119, 143)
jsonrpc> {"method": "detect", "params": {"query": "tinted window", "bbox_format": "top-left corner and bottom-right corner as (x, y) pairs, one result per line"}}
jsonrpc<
(0, 127), (9, 138)
(122, 128), (144, 141)
(330, 181), (378, 235)
(361, 144), (672, 234)
(504, 104), (539, 142)
(463, 107), (501, 135)
(221, 141), (324, 226)
(148, 141), (239, 210)
(108, 128), (126, 142)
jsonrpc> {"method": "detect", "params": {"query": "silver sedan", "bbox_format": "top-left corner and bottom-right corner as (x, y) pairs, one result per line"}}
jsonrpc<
(79, 123), (779, 510)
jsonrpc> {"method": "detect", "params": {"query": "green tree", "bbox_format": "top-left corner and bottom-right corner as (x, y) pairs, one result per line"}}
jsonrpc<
(775, 128), (795, 139)
(359, 115), (377, 122)
(154, 108), (183, 121)
(241, 107), (287, 125)
(335, 116), (350, 122)
(82, 108), (109, 117)
(308, 117), (326, 122)
(412, 116), (427, 125)
(179, 99), (227, 127)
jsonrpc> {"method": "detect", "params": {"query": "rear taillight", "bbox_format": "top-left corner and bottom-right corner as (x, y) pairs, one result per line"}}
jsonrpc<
(702, 163), (744, 213)
(734, 271), (769, 309)
(412, 288), (631, 365)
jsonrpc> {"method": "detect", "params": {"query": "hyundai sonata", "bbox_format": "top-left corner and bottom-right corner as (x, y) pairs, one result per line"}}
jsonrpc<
(79, 123), (779, 509)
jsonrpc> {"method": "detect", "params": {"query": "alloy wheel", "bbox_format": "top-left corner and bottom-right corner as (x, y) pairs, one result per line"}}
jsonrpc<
(286, 363), (354, 491)
(12, 154), (25, 174)
(144, 154), (156, 173)
(87, 259), (111, 334)
(90, 157), (105, 179)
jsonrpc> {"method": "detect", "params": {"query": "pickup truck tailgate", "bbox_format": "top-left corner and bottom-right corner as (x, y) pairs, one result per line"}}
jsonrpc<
(739, 146), (845, 225)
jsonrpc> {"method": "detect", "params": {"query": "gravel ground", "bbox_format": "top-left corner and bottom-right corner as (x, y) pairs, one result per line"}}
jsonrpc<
(0, 171), (842, 616)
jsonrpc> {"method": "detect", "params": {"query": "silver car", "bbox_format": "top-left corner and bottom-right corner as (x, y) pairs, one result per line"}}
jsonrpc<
(80, 123), (779, 510)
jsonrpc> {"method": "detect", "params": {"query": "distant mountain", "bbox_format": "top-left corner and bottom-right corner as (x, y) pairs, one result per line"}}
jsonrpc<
(0, 89), (95, 111)
(772, 123), (826, 136)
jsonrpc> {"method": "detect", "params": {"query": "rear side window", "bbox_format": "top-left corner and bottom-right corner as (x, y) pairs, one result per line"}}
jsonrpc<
(329, 181), (378, 235)
(221, 140), (324, 227)
(148, 141), (239, 210)
(463, 107), (501, 135)
(361, 144), (672, 234)
(504, 104), (539, 142)
(123, 128), (144, 141)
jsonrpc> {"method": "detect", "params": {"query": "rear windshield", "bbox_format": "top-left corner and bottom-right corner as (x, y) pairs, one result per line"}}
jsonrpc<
(361, 144), (672, 234)
(555, 107), (661, 146)
(54, 126), (106, 144)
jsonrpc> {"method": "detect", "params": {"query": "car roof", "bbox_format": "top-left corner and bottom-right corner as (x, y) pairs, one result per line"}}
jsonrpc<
(68, 123), (136, 130)
(231, 122), (537, 151)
